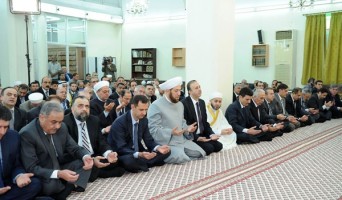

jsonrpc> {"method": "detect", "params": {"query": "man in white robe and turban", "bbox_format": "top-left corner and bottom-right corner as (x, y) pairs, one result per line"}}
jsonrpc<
(147, 77), (206, 164)
(206, 92), (237, 150)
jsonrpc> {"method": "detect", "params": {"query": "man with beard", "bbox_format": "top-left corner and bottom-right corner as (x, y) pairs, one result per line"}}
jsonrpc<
(182, 80), (223, 156)
(206, 92), (237, 150)
(63, 96), (125, 182)
(307, 87), (333, 122)
(147, 77), (205, 164)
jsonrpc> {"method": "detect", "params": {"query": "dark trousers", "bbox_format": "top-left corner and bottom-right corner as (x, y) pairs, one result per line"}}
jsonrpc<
(88, 162), (125, 182)
(119, 151), (171, 173)
(194, 140), (223, 156)
(1, 177), (41, 200)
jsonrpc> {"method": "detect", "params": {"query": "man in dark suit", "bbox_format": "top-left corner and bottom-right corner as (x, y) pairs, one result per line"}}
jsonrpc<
(56, 85), (70, 111)
(307, 88), (333, 122)
(249, 89), (284, 137)
(15, 84), (29, 108)
(1, 87), (27, 132)
(145, 84), (157, 105)
(232, 84), (242, 102)
(36, 77), (56, 100)
(108, 95), (171, 173)
(64, 96), (125, 182)
(0, 106), (41, 200)
(182, 80), (222, 155)
(264, 87), (295, 133)
(114, 89), (132, 118)
(20, 102), (93, 199)
(285, 87), (314, 126)
(326, 85), (342, 118)
(225, 87), (272, 144)
(109, 82), (125, 100)
(311, 80), (323, 94)
(90, 81), (117, 136)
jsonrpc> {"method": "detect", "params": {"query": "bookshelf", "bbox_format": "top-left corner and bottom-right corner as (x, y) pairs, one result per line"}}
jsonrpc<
(172, 48), (186, 67)
(48, 48), (78, 74)
(252, 44), (269, 67)
(131, 48), (157, 80)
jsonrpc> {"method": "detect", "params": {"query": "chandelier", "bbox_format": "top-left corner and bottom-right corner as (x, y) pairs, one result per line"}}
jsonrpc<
(289, 0), (315, 9)
(126, 0), (149, 15)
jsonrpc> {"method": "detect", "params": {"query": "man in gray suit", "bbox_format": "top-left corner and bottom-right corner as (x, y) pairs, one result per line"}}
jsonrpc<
(20, 101), (93, 199)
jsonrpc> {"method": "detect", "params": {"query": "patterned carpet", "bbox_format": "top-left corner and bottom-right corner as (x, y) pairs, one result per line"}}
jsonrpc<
(68, 119), (342, 200)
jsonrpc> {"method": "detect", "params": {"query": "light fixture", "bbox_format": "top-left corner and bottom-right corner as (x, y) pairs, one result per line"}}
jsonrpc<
(126, 0), (149, 15)
(289, 0), (315, 9)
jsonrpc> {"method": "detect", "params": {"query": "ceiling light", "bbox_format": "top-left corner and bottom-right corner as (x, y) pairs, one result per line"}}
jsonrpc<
(126, 0), (149, 15)
(289, 0), (315, 9)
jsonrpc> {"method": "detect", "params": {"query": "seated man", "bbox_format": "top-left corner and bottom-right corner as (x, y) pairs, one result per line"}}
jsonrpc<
(249, 89), (284, 138)
(182, 80), (223, 155)
(108, 95), (171, 173)
(325, 84), (342, 119)
(147, 77), (206, 164)
(300, 88), (320, 122)
(114, 89), (132, 117)
(225, 87), (272, 144)
(64, 96), (125, 181)
(285, 87), (313, 126)
(0, 105), (41, 200)
(311, 80), (323, 94)
(20, 102), (93, 199)
(307, 88), (333, 122)
(206, 92), (237, 150)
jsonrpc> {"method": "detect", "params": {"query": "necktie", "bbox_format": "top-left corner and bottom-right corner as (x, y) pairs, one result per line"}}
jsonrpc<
(49, 135), (58, 157)
(267, 103), (273, 115)
(257, 107), (261, 121)
(81, 122), (92, 154)
(133, 122), (139, 152)
(196, 102), (204, 134)
(281, 98), (286, 114)
(45, 90), (49, 98)
(9, 110), (14, 130)
(63, 101), (67, 110)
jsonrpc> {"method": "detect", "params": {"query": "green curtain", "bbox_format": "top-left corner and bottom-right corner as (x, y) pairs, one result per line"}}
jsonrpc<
(301, 14), (326, 85)
(324, 12), (342, 84)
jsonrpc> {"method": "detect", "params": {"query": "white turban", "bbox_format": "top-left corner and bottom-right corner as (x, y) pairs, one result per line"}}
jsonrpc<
(209, 91), (223, 100)
(159, 77), (182, 90)
(13, 81), (22, 86)
(29, 93), (44, 104)
(94, 81), (109, 92)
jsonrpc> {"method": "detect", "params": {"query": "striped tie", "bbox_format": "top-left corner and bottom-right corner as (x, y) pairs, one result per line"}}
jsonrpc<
(81, 122), (92, 154)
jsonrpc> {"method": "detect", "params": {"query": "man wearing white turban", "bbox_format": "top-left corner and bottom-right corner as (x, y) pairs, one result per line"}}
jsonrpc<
(206, 92), (237, 150)
(147, 77), (206, 164)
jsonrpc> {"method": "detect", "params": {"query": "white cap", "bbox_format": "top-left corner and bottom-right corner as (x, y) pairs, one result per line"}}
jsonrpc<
(106, 74), (112, 78)
(209, 91), (223, 100)
(94, 81), (109, 92)
(159, 77), (182, 90)
(13, 81), (22, 86)
(29, 93), (44, 104)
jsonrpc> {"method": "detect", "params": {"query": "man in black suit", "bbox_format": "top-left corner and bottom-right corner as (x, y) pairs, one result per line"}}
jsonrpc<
(90, 81), (117, 136)
(232, 83), (242, 102)
(15, 84), (29, 108)
(311, 80), (323, 94)
(145, 84), (157, 105)
(36, 76), (56, 100)
(20, 102), (93, 199)
(64, 96), (125, 182)
(307, 87), (333, 122)
(225, 87), (272, 144)
(56, 85), (70, 111)
(249, 89), (283, 137)
(182, 80), (222, 155)
(285, 87), (314, 126)
(109, 82), (125, 100)
(326, 85), (342, 118)
(108, 95), (171, 173)
(114, 89), (132, 117)
(1, 87), (27, 132)
(0, 106), (41, 200)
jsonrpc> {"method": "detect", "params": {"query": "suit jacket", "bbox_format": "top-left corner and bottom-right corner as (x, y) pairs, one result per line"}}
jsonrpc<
(249, 101), (269, 124)
(114, 99), (131, 117)
(181, 97), (215, 139)
(90, 98), (117, 129)
(307, 93), (325, 111)
(326, 92), (342, 107)
(232, 92), (238, 102)
(109, 92), (120, 100)
(36, 87), (56, 100)
(0, 130), (26, 187)
(20, 119), (89, 180)
(225, 100), (261, 134)
(15, 96), (29, 108)
(13, 107), (27, 132)
(285, 94), (304, 117)
(63, 113), (111, 157)
(108, 110), (159, 155)
(273, 93), (287, 115)
(262, 101), (278, 122)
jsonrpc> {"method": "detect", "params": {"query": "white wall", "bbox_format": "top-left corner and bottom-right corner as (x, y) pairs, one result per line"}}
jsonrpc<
(87, 20), (122, 76)
(121, 19), (186, 80)
(234, 9), (306, 87)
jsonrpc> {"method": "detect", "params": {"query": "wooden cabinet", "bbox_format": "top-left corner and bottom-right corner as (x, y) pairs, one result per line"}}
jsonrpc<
(252, 44), (269, 67)
(131, 48), (157, 80)
(172, 48), (186, 67)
